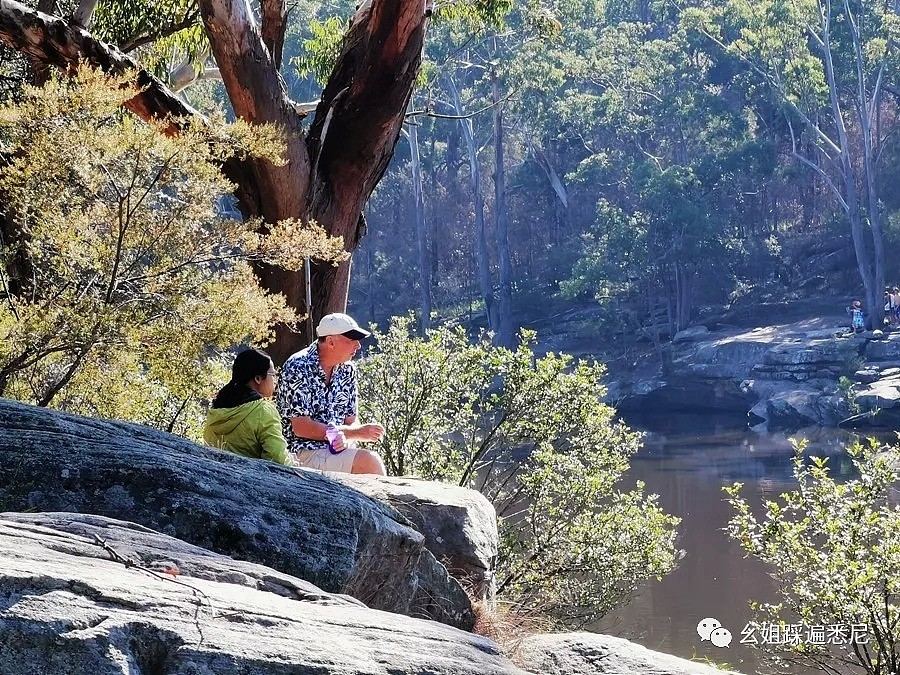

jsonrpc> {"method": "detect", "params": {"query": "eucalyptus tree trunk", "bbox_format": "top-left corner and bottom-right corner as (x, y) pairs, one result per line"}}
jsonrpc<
(673, 264), (693, 333)
(819, 0), (884, 329)
(447, 77), (496, 331)
(491, 68), (514, 347)
(405, 123), (431, 332)
(0, 0), (428, 362)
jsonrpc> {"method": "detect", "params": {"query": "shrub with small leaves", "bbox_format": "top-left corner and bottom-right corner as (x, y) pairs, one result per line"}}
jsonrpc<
(358, 316), (680, 626)
(725, 440), (900, 675)
(0, 66), (344, 437)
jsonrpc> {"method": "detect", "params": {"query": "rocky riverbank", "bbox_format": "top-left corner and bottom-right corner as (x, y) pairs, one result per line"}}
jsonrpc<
(610, 315), (900, 430)
(0, 398), (738, 674)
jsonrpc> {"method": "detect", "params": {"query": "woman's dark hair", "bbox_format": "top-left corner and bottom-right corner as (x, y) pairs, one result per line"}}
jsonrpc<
(212, 348), (272, 408)
(230, 348), (272, 383)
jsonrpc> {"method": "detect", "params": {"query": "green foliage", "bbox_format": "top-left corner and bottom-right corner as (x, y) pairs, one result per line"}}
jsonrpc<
(837, 376), (860, 415)
(292, 16), (349, 86)
(358, 316), (680, 625)
(725, 440), (900, 675)
(92, 0), (207, 77)
(0, 66), (344, 437)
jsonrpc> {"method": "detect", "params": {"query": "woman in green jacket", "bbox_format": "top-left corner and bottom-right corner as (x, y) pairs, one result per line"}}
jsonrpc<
(204, 348), (292, 466)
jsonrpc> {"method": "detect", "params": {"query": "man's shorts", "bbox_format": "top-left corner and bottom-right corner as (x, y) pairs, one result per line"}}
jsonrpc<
(292, 446), (358, 473)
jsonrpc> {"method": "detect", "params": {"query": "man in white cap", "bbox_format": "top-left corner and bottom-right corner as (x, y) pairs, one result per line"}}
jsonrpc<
(275, 313), (386, 474)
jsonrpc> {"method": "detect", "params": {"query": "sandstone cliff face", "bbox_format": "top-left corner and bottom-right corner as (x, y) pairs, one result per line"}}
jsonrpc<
(0, 399), (473, 629)
(613, 318), (869, 429)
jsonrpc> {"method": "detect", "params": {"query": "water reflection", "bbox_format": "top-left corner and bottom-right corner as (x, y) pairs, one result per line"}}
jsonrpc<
(594, 413), (867, 675)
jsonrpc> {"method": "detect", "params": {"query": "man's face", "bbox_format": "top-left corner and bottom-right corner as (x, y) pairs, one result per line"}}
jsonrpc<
(328, 333), (361, 362)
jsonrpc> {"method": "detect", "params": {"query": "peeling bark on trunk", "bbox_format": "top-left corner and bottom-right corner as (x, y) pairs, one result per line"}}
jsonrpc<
(27, 0), (57, 85)
(305, 0), (427, 329)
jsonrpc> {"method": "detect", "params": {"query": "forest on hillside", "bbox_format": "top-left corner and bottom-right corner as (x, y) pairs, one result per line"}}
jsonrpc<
(2, 0), (899, 363)
(351, 0), (900, 348)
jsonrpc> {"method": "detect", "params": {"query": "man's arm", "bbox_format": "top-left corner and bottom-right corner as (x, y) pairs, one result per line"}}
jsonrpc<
(290, 416), (331, 443)
(289, 415), (382, 448)
(341, 415), (384, 442)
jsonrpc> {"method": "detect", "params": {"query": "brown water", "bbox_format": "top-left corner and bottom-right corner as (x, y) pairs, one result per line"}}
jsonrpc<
(595, 414), (860, 675)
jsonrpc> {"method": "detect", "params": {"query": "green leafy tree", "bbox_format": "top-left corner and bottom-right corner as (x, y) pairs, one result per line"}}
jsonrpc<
(689, 0), (900, 327)
(358, 316), (679, 625)
(725, 440), (900, 675)
(0, 67), (345, 436)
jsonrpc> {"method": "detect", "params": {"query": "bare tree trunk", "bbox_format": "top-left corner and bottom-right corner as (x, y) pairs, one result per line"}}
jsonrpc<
(448, 76), (496, 330)
(674, 264), (693, 332)
(492, 67), (514, 347)
(848, 0), (887, 329)
(406, 123), (431, 332)
(818, 0), (880, 328)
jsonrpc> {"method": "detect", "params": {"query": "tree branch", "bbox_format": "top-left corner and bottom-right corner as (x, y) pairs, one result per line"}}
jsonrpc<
(197, 0), (308, 224)
(120, 7), (202, 54)
(260, 0), (287, 70)
(71, 0), (97, 29)
(305, 0), (428, 313)
(0, 0), (202, 136)
(787, 119), (850, 212)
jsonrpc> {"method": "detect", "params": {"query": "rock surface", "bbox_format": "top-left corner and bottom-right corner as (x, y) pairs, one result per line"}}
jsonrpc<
(335, 474), (498, 602)
(611, 314), (870, 429)
(855, 379), (900, 410)
(765, 389), (847, 430)
(0, 399), (474, 629)
(672, 326), (709, 343)
(0, 513), (522, 674)
(515, 632), (739, 675)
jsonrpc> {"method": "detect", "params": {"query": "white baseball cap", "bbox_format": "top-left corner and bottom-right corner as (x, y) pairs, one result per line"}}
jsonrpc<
(316, 313), (370, 340)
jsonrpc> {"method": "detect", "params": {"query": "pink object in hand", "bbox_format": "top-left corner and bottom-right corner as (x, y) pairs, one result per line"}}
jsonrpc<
(325, 424), (343, 454)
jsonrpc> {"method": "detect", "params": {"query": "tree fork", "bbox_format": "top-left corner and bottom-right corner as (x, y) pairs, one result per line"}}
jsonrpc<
(0, 0), (430, 362)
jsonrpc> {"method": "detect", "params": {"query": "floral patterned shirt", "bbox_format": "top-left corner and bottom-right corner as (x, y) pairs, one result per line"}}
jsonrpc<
(275, 342), (358, 453)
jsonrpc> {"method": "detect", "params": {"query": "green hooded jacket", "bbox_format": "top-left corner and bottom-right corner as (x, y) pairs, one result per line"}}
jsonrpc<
(203, 398), (291, 466)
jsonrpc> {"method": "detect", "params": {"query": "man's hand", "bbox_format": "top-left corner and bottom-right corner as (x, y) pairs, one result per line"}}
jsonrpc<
(347, 423), (384, 442)
(330, 429), (348, 451)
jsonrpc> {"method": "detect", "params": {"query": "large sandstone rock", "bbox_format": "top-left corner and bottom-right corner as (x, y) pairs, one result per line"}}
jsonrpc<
(335, 474), (498, 603)
(672, 326), (709, 343)
(515, 633), (740, 675)
(0, 513), (524, 675)
(866, 334), (900, 361)
(764, 338), (861, 367)
(856, 381), (900, 410)
(673, 339), (772, 379)
(0, 399), (473, 629)
(766, 389), (848, 429)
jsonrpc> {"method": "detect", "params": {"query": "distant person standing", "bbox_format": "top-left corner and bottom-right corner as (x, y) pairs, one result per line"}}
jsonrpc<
(275, 313), (386, 475)
(891, 287), (900, 325)
(847, 300), (865, 333)
(204, 348), (292, 466)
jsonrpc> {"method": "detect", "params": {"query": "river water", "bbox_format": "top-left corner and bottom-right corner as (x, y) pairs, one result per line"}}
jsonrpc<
(594, 413), (866, 675)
